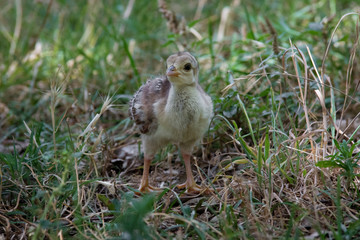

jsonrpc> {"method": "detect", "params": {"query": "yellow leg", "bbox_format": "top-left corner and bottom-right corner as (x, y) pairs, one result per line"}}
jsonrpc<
(138, 157), (161, 193)
(176, 153), (203, 194)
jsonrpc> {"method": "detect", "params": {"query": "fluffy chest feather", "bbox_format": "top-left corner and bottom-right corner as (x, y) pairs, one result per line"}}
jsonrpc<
(167, 90), (199, 126)
(155, 86), (211, 142)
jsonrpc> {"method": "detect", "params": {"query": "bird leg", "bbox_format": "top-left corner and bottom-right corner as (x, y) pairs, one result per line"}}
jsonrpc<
(138, 156), (161, 193)
(176, 153), (203, 194)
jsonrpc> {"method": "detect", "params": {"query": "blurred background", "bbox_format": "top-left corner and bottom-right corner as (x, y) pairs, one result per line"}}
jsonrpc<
(0, 0), (359, 132)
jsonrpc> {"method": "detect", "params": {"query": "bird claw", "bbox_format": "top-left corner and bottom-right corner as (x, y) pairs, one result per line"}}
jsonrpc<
(176, 182), (211, 195)
(136, 184), (162, 195)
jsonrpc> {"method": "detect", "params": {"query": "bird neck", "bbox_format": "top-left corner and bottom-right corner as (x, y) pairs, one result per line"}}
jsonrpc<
(170, 81), (196, 91)
(167, 82), (199, 107)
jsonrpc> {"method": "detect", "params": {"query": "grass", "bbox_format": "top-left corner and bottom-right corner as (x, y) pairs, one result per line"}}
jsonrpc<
(1, 0), (360, 239)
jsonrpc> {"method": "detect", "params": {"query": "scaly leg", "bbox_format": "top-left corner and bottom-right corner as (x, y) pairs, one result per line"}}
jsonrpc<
(138, 156), (161, 193)
(176, 153), (202, 194)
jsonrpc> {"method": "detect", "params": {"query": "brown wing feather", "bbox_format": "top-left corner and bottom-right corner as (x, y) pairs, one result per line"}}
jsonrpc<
(129, 76), (170, 134)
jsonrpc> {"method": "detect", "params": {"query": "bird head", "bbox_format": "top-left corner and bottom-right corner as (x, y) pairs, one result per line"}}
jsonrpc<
(166, 52), (199, 86)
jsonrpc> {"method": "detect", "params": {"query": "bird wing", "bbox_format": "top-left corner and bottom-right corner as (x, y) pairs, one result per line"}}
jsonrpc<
(129, 76), (170, 134)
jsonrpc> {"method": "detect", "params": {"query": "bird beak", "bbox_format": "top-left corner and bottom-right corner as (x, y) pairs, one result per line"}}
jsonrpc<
(166, 65), (180, 77)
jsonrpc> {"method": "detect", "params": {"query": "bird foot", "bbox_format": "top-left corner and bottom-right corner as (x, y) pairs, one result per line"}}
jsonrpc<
(136, 183), (162, 195)
(176, 181), (211, 195)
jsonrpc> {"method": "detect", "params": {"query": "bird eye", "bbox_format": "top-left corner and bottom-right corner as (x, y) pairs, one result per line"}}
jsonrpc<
(184, 63), (191, 71)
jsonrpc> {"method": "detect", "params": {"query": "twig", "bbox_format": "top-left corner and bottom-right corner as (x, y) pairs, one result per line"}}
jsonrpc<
(9, 0), (22, 56)
(29, 0), (53, 50)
